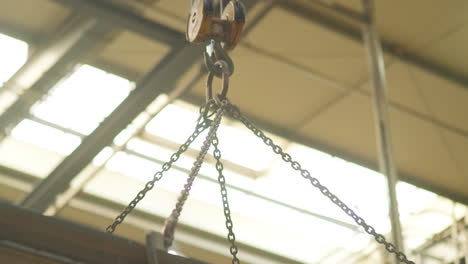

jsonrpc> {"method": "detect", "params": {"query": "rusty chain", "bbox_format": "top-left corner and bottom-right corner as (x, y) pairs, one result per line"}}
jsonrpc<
(105, 102), (213, 234)
(212, 133), (241, 264)
(226, 103), (415, 264)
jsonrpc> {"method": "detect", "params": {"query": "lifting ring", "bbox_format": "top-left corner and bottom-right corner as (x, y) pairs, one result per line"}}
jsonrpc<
(206, 60), (230, 104)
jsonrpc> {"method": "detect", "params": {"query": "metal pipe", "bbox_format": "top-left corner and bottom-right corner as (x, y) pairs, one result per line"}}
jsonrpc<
(361, 0), (404, 260)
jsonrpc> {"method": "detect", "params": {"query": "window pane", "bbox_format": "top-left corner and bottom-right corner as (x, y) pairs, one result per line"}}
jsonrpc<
(0, 33), (28, 85)
(0, 119), (81, 177)
(32, 65), (132, 135)
(11, 119), (81, 155)
(0, 33), (28, 114)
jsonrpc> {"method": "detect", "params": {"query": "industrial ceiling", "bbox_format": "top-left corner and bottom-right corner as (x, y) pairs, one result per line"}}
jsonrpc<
(0, 0), (467, 263)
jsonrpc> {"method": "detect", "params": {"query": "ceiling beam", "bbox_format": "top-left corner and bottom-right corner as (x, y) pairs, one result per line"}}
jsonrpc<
(0, 17), (111, 141)
(280, 1), (468, 90)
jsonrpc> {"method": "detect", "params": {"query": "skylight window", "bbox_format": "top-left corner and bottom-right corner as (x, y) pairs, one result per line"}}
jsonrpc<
(1, 118), (82, 177)
(0, 33), (28, 114)
(31, 65), (132, 135)
(145, 103), (201, 146)
(106, 151), (162, 181)
(11, 119), (81, 155)
(144, 102), (281, 177)
(216, 123), (279, 172)
(0, 33), (28, 85)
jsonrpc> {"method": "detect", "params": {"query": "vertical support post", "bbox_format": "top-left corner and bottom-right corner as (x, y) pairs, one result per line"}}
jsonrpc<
(361, 0), (405, 260)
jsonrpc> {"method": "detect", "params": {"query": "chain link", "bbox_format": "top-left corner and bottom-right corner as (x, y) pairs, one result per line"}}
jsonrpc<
(227, 103), (415, 264)
(212, 133), (241, 264)
(106, 105), (212, 234)
(162, 100), (227, 248)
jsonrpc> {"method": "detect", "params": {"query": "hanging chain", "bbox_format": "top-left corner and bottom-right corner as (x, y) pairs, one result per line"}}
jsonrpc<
(162, 100), (227, 248)
(226, 103), (415, 264)
(212, 133), (241, 264)
(106, 104), (213, 234)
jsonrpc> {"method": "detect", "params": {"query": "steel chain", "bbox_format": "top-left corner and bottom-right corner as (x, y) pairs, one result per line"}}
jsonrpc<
(162, 100), (227, 248)
(226, 103), (415, 264)
(105, 104), (212, 234)
(212, 133), (241, 264)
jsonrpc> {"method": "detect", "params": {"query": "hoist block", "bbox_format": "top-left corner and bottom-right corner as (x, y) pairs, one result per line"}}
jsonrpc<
(187, 0), (245, 50)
